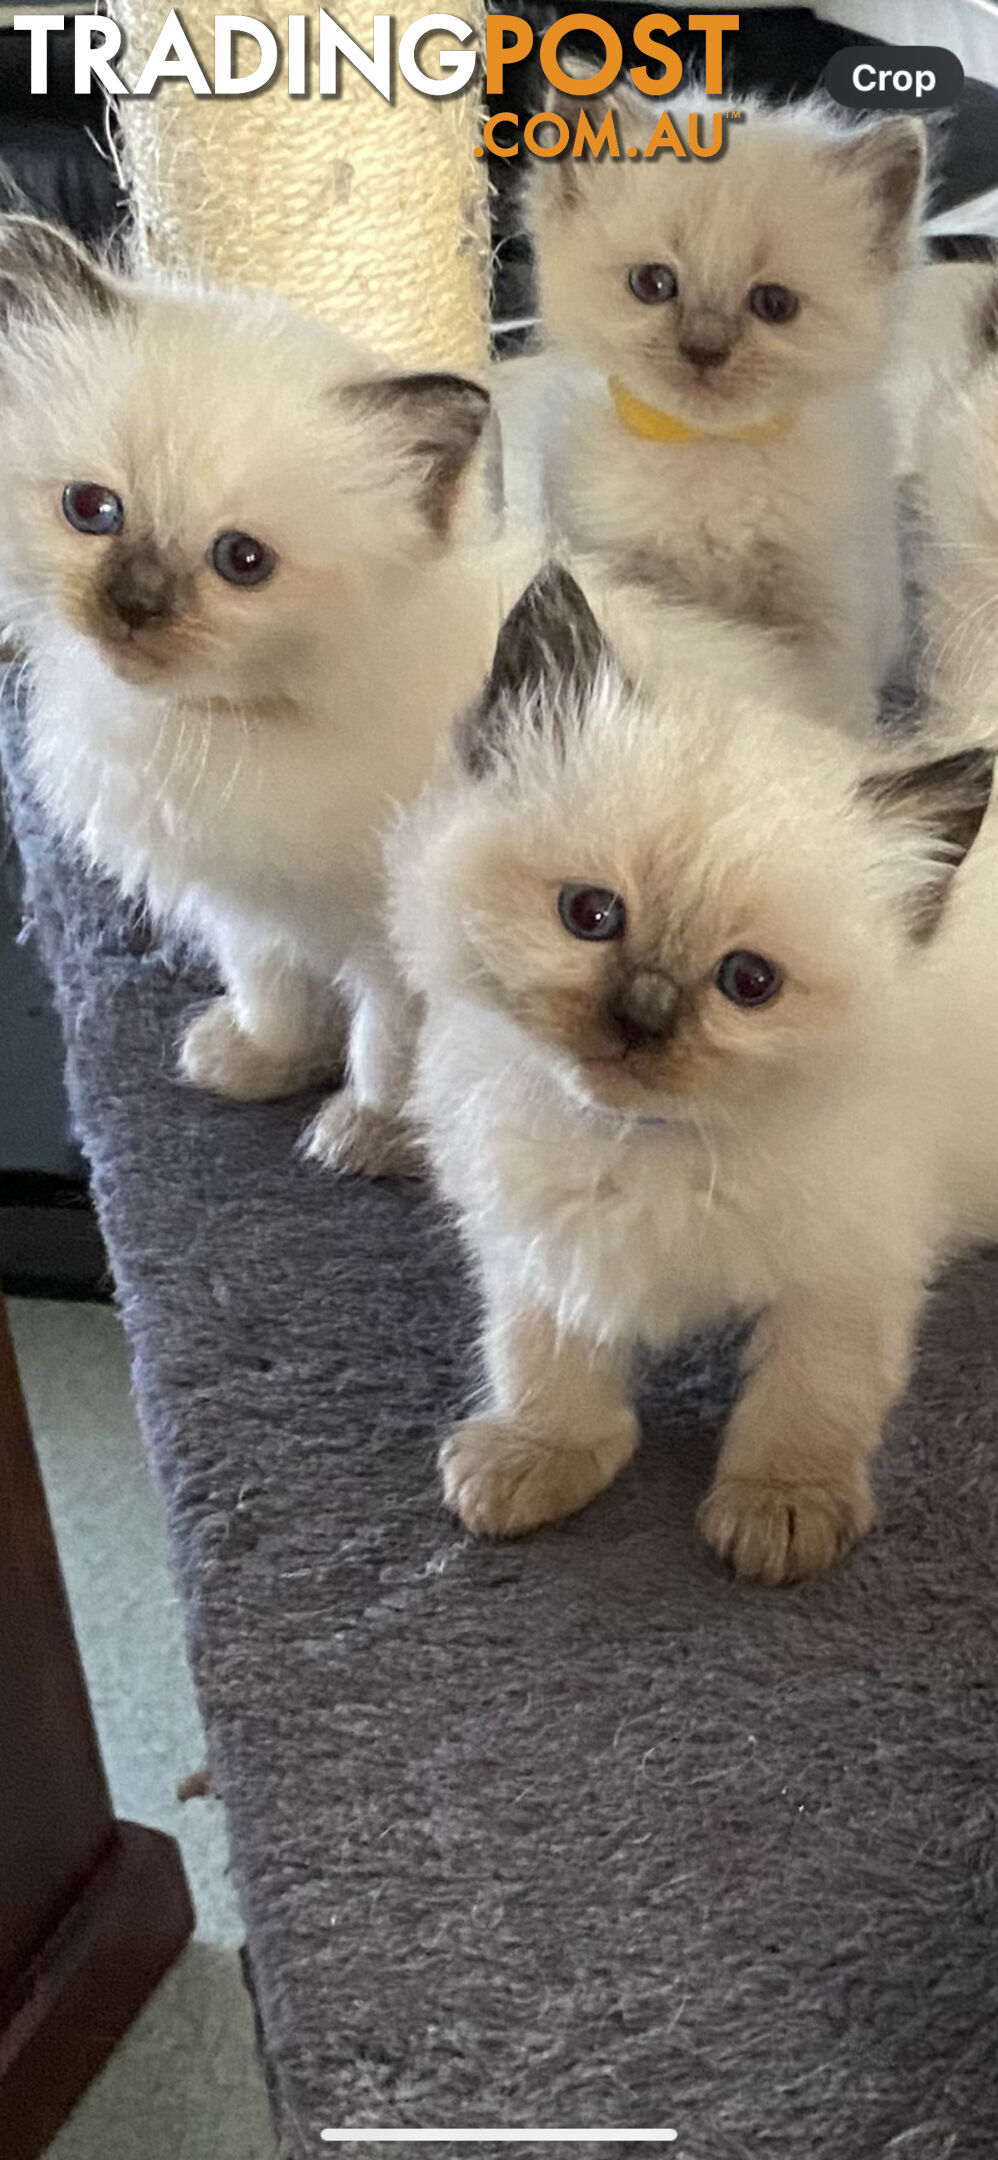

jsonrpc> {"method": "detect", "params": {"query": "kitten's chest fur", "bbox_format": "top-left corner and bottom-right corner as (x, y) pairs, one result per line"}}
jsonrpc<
(25, 577), (492, 963)
(550, 381), (902, 722)
(526, 1125), (768, 1345)
(431, 1024), (920, 1356)
(447, 1077), (784, 1348)
(28, 650), (379, 929)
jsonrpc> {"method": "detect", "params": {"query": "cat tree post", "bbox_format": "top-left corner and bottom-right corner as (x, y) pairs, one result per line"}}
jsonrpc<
(113, 2), (490, 371)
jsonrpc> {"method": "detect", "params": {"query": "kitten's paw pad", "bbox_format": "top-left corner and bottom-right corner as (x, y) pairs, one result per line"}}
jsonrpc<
(440, 1413), (637, 1538)
(697, 1471), (875, 1585)
(304, 1092), (423, 1179)
(179, 1000), (336, 1101)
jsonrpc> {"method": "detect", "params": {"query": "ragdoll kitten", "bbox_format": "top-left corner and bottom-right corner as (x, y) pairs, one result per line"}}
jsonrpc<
(391, 563), (997, 1584)
(918, 270), (998, 739)
(0, 215), (499, 1176)
(530, 90), (927, 732)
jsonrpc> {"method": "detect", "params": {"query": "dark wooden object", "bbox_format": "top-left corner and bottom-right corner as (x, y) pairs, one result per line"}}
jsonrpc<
(0, 1292), (193, 2158)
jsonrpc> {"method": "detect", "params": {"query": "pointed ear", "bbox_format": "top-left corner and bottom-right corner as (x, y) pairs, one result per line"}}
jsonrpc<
(541, 76), (618, 202)
(831, 118), (927, 271)
(0, 215), (122, 332)
(339, 371), (490, 538)
(487, 560), (611, 705)
(456, 562), (615, 777)
(859, 747), (993, 939)
(546, 78), (613, 134)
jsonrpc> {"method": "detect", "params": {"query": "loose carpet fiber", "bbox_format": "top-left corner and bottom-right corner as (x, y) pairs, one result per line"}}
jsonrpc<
(3, 705), (997, 2159)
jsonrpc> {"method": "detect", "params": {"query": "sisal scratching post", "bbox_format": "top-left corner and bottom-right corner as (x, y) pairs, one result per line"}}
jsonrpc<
(114, 5), (490, 372)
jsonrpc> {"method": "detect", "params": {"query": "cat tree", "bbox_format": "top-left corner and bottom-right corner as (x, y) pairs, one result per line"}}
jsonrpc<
(113, 0), (490, 371)
(3, 9), (994, 2155)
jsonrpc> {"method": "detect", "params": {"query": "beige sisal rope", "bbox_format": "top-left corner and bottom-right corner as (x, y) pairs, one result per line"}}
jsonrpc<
(113, 2), (491, 371)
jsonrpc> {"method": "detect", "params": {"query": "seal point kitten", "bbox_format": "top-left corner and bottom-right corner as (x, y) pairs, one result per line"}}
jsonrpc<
(0, 215), (498, 1175)
(391, 564), (996, 1582)
(530, 91), (927, 731)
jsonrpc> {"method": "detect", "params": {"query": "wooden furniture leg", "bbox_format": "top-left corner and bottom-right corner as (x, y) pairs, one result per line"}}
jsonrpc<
(0, 1292), (194, 2159)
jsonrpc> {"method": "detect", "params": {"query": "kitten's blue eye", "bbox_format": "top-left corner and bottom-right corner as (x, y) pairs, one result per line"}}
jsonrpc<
(748, 283), (799, 326)
(210, 531), (277, 587)
(62, 482), (123, 535)
(715, 950), (783, 1007)
(558, 885), (626, 942)
(628, 263), (678, 305)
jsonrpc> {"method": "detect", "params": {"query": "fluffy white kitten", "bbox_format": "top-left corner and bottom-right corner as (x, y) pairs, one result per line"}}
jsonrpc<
(530, 91), (927, 732)
(918, 271), (998, 740)
(391, 564), (997, 1584)
(0, 216), (499, 1175)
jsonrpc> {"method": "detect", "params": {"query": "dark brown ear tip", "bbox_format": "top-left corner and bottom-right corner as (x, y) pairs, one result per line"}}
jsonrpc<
(338, 368), (492, 536)
(420, 371), (489, 404)
(339, 369), (490, 449)
(485, 558), (609, 698)
(343, 368), (488, 405)
(949, 744), (994, 776)
(391, 369), (490, 409)
(0, 213), (119, 323)
(920, 746), (995, 796)
(459, 557), (623, 777)
(860, 744), (995, 875)
(860, 742), (994, 940)
(497, 560), (598, 649)
(430, 373), (491, 440)
(528, 560), (596, 617)
(860, 744), (995, 808)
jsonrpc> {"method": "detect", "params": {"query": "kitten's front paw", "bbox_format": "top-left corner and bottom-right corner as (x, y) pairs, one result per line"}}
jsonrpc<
(697, 1468), (875, 1585)
(440, 1412), (637, 1538)
(180, 999), (341, 1101)
(304, 1090), (423, 1179)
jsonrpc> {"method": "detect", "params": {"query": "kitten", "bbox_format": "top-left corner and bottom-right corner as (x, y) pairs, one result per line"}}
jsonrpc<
(530, 90), (926, 733)
(918, 270), (998, 740)
(390, 563), (997, 1583)
(0, 215), (499, 1176)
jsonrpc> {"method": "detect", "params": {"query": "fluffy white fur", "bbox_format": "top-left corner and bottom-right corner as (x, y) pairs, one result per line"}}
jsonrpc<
(531, 92), (927, 732)
(918, 271), (998, 742)
(391, 565), (997, 1582)
(0, 217), (502, 1174)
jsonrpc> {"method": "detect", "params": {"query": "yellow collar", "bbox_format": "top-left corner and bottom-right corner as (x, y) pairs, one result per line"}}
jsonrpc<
(609, 377), (797, 446)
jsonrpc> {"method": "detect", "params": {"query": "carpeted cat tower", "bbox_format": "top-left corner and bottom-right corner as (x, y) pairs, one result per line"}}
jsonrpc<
(2, 16), (997, 2157)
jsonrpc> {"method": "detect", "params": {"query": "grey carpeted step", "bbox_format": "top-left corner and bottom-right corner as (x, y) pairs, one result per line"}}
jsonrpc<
(3, 695), (996, 2160)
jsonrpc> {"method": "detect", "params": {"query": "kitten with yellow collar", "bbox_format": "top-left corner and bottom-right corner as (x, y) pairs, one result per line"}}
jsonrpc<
(392, 564), (996, 1582)
(531, 89), (926, 733)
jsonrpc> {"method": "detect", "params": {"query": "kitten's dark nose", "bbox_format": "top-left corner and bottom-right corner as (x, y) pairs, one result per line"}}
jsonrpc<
(101, 544), (177, 630)
(678, 308), (734, 371)
(679, 338), (731, 371)
(609, 969), (679, 1051)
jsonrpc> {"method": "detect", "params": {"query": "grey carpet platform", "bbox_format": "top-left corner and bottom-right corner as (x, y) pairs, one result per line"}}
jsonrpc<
(4, 701), (998, 2160)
